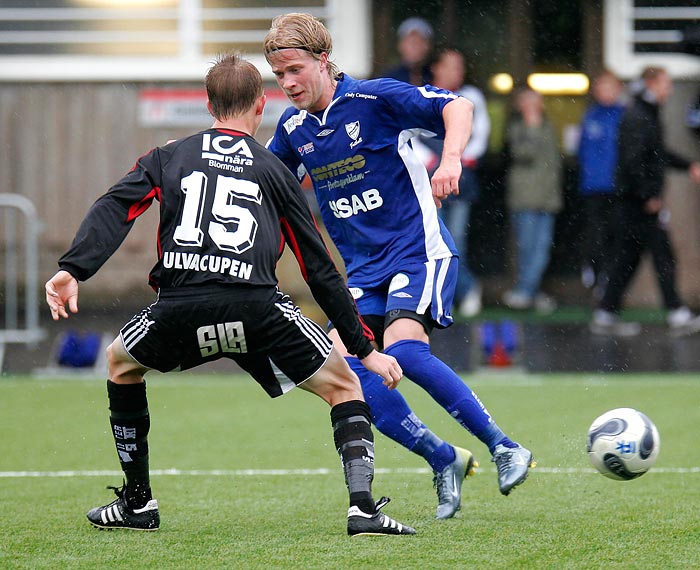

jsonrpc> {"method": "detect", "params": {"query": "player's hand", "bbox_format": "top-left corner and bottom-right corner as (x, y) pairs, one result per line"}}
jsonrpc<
(45, 270), (79, 321)
(360, 350), (403, 390)
(431, 159), (461, 208)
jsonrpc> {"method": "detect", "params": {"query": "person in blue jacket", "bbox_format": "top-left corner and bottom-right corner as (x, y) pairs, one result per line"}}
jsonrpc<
(577, 70), (626, 296)
(263, 12), (534, 516)
(591, 67), (700, 337)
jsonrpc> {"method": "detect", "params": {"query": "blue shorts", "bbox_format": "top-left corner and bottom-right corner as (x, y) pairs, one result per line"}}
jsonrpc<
(349, 257), (457, 329)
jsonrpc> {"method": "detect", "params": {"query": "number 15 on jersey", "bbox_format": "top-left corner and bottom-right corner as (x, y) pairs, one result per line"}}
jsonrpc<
(174, 171), (263, 255)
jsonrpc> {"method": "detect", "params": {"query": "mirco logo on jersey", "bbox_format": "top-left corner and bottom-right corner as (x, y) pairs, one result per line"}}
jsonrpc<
(201, 133), (254, 171)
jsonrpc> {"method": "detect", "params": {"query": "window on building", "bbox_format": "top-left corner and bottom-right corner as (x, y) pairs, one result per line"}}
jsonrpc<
(0, 0), (372, 81)
(605, 0), (700, 78)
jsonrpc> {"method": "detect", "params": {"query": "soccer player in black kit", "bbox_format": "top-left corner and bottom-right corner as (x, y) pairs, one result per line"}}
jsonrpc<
(45, 54), (415, 536)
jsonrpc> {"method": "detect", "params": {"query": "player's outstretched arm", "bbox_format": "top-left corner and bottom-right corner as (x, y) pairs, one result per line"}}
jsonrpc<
(360, 350), (403, 390)
(45, 270), (79, 321)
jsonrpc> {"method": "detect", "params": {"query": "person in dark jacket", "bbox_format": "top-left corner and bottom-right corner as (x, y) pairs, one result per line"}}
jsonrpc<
(44, 53), (414, 537)
(590, 66), (700, 337)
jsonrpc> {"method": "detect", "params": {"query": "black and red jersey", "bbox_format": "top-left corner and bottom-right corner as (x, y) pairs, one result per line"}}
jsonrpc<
(59, 128), (374, 358)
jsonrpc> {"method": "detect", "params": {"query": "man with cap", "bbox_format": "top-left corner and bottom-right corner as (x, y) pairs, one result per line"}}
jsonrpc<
(382, 17), (434, 86)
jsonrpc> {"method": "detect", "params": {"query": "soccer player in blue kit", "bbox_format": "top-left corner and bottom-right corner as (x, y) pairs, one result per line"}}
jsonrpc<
(264, 13), (534, 513)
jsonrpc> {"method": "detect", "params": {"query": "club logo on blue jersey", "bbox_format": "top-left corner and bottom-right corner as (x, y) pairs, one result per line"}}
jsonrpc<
(298, 142), (314, 156)
(345, 121), (363, 149)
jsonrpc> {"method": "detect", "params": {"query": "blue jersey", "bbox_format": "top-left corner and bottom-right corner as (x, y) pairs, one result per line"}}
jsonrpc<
(267, 74), (458, 289)
(578, 103), (625, 195)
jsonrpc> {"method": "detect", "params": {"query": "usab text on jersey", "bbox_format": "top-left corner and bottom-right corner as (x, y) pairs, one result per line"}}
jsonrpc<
(267, 76), (460, 290)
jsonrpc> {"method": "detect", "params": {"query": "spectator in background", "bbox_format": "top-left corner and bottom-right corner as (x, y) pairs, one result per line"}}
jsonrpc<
(591, 66), (700, 337)
(502, 87), (562, 313)
(382, 17), (434, 86)
(577, 70), (626, 298)
(413, 48), (491, 317)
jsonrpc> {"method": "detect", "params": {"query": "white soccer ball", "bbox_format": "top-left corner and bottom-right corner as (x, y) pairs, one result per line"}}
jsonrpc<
(586, 407), (660, 481)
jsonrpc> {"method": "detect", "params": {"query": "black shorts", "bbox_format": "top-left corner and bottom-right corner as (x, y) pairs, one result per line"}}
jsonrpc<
(120, 285), (333, 398)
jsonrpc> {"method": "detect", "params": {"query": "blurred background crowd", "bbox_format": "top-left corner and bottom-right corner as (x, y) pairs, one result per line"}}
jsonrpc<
(4, 0), (700, 371)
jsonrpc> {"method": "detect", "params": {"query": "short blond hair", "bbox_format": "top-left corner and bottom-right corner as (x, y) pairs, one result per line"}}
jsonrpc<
(263, 12), (340, 79)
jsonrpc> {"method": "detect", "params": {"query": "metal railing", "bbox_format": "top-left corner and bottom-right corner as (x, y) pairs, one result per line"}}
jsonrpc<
(0, 193), (44, 372)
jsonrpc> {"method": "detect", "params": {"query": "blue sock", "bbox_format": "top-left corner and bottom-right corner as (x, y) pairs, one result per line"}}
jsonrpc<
(346, 357), (456, 472)
(385, 339), (514, 454)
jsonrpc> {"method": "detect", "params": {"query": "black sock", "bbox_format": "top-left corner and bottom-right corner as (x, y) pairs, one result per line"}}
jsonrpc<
(107, 379), (152, 508)
(330, 400), (375, 514)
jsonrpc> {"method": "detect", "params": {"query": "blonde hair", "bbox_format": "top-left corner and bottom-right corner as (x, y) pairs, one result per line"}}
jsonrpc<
(263, 12), (340, 79)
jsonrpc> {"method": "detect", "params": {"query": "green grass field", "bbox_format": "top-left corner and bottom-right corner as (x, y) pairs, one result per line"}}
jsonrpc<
(1, 371), (699, 569)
